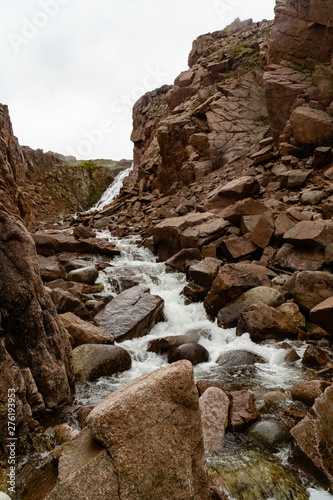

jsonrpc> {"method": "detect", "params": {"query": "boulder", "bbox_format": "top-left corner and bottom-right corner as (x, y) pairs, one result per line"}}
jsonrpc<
(312, 146), (332, 169)
(275, 243), (325, 272)
(240, 215), (262, 235)
(283, 221), (333, 248)
(290, 106), (333, 146)
(217, 350), (266, 368)
(291, 385), (333, 488)
(228, 391), (259, 431)
(221, 198), (269, 226)
(250, 213), (275, 249)
(286, 271), (333, 312)
(196, 380), (225, 397)
(204, 176), (260, 210)
(73, 225), (96, 239)
(77, 405), (95, 428)
(168, 343), (209, 366)
(60, 312), (112, 347)
(291, 380), (331, 407)
(38, 255), (66, 282)
(187, 257), (221, 289)
(302, 345), (328, 368)
(279, 169), (312, 188)
(217, 286), (284, 328)
(20, 367), (45, 414)
(248, 420), (290, 449)
(165, 248), (202, 273)
(199, 387), (229, 453)
(204, 263), (276, 317)
(147, 333), (200, 354)
(274, 213), (296, 239)
(87, 361), (210, 499)
(73, 344), (132, 382)
(95, 286), (164, 342)
(220, 234), (259, 262)
(183, 282), (208, 302)
(32, 232), (121, 257)
(300, 190), (323, 205)
(51, 288), (90, 319)
(67, 267), (99, 286)
(310, 297), (333, 333)
(236, 303), (306, 341)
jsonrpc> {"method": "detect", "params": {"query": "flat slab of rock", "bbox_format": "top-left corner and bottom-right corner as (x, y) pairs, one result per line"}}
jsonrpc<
(147, 333), (200, 353)
(291, 385), (333, 488)
(95, 285), (164, 342)
(199, 387), (229, 453)
(284, 221), (333, 248)
(87, 361), (210, 499)
(228, 391), (259, 431)
(73, 344), (131, 381)
(220, 234), (259, 261)
(221, 198), (269, 226)
(38, 255), (66, 282)
(60, 312), (112, 347)
(204, 263), (276, 317)
(217, 286), (284, 329)
(275, 243), (325, 272)
(204, 176), (260, 210)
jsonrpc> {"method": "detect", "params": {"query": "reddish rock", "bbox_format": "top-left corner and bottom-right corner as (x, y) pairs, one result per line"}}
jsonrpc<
(87, 361), (211, 499)
(199, 388), (229, 453)
(302, 345), (328, 368)
(236, 302), (306, 341)
(147, 333), (200, 354)
(290, 106), (333, 147)
(312, 146), (332, 169)
(291, 385), (333, 488)
(95, 285), (164, 342)
(77, 405), (95, 428)
(228, 391), (259, 431)
(275, 243), (325, 272)
(310, 297), (333, 333)
(204, 176), (260, 210)
(288, 271), (333, 312)
(240, 215), (262, 235)
(73, 225), (96, 239)
(165, 248), (203, 273)
(250, 213), (275, 249)
(38, 255), (66, 282)
(196, 380), (225, 397)
(183, 282), (208, 302)
(168, 343), (209, 366)
(284, 221), (333, 249)
(279, 169), (312, 188)
(291, 380), (331, 407)
(221, 198), (269, 226)
(204, 263), (276, 317)
(51, 288), (90, 319)
(220, 234), (259, 262)
(188, 257), (221, 289)
(60, 312), (112, 347)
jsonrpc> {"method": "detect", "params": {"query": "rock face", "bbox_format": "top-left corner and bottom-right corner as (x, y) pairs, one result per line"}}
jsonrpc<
(86, 361), (210, 499)
(291, 385), (333, 488)
(95, 286), (164, 342)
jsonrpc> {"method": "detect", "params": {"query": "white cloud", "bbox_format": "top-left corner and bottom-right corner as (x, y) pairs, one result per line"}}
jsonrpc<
(1, 0), (275, 160)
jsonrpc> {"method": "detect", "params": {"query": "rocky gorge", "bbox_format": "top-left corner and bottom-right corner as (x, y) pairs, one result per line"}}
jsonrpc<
(1, 0), (333, 499)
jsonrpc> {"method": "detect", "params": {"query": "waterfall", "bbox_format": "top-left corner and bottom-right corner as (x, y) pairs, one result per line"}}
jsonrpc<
(91, 164), (133, 211)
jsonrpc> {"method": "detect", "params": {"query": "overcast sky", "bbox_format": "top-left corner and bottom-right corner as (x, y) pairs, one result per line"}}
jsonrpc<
(1, 0), (275, 161)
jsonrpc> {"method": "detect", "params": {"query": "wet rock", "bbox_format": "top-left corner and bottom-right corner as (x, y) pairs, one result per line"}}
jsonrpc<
(45, 427), (119, 500)
(310, 296), (333, 333)
(275, 243), (325, 272)
(204, 263), (276, 317)
(54, 424), (80, 444)
(107, 268), (140, 292)
(183, 281), (208, 302)
(87, 361), (211, 499)
(228, 391), (259, 431)
(67, 267), (99, 286)
(199, 387), (229, 453)
(285, 349), (301, 363)
(38, 255), (66, 282)
(236, 302), (306, 341)
(165, 247), (203, 273)
(217, 286), (284, 329)
(197, 380), (225, 397)
(286, 271), (333, 312)
(204, 176), (260, 210)
(60, 312), (112, 347)
(302, 345), (328, 368)
(210, 449), (309, 500)
(291, 380), (331, 407)
(248, 419), (290, 449)
(217, 350), (266, 368)
(73, 344), (132, 382)
(283, 221), (333, 248)
(291, 385), (333, 488)
(147, 333), (200, 354)
(187, 257), (221, 289)
(95, 285), (164, 342)
(51, 288), (90, 319)
(168, 343), (209, 366)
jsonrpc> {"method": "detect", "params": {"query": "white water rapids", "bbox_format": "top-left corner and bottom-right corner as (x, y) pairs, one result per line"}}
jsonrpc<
(90, 165), (133, 211)
(74, 173), (333, 500)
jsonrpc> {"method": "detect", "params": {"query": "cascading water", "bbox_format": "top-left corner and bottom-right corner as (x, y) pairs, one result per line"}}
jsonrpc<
(90, 164), (133, 211)
(75, 173), (333, 499)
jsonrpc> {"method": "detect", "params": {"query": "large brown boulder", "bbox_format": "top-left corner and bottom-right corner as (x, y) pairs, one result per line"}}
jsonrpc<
(204, 176), (260, 210)
(87, 361), (210, 499)
(284, 271), (333, 312)
(95, 286), (164, 342)
(283, 221), (333, 249)
(275, 243), (325, 272)
(291, 385), (333, 488)
(0, 211), (74, 411)
(310, 297), (333, 333)
(236, 302), (306, 341)
(73, 344), (132, 382)
(60, 312), (112, 347)
(290, 106), (333, 147)
(291, 380), (331, 407)
(228, 391), (259, 431)
(204, 263), (276, 317)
